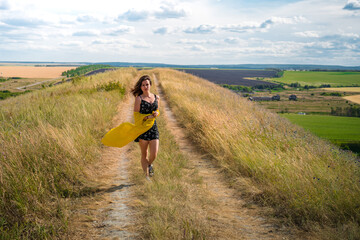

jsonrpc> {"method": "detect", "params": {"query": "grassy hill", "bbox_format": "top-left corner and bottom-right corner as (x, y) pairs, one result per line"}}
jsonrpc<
(1, 67), (360, 239)
(155, 68), (360, 239)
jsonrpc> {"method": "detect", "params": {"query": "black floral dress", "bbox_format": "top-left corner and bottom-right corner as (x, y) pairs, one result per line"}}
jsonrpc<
(135, 94), (159, 142)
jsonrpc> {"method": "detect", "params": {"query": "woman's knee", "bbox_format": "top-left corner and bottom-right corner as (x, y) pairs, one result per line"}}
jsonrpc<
(149, 152), (157, 161)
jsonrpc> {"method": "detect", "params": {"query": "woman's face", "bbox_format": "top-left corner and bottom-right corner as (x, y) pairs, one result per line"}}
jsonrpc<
(141, 79), (151, 92)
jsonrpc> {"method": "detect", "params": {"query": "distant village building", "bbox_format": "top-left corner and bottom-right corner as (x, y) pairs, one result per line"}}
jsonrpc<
(297, 112), (306, 115)
(289, 95), (297, 101)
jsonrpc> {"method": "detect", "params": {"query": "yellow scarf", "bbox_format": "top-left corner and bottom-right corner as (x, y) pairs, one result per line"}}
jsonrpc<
(101, 110), (160, 148)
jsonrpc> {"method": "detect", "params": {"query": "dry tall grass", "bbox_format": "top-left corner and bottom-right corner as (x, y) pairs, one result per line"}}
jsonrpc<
(155, 68), (360, 238)
(0, 68), (137, 239)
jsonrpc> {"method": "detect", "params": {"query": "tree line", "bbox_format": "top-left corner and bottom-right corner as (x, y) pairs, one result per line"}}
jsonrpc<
(61, 64), (113, 77)
(331, 106), (360, 117)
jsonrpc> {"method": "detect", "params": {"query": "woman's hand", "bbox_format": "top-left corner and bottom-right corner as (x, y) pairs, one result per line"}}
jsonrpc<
(143, 115), (153, 121)
(152, 111), (159, 118)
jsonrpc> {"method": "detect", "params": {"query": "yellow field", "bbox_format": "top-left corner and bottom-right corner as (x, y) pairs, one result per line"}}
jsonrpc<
(344, 94), (360, 104)
(322, 87), (360, 92)
(0, 66), (76, 78)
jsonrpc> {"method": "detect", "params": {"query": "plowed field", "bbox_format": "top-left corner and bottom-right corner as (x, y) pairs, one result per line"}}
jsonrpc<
(181, 69), (278, 86)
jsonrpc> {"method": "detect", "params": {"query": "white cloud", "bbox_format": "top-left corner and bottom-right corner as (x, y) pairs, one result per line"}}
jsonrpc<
(133, 40), (152, 48)
(189, 44), (207, 51)
(2, 17), (47, 27)
(184, 24), (217, 34)
(104, 26), (135, 36)
(343, 0), (360, 10)
(77, 15), (99, 23)
(153, 27), (169, 35)
(222, 16), (308, 33)
(306, 41), (334, 49)
(269, 16), (308, 24)
(224, 37), (246, 45)
(117, 9), (149, 22)
(339, 32), (359, 39)
(90, 38), (150, 49)
(91, 39), (130, 45)
(154, 5), (186, 19)
(177, 39), (219, 45)
(72, 30), (99, 37)
(61, 41), (83, 47)
(294, 31), (320, 38)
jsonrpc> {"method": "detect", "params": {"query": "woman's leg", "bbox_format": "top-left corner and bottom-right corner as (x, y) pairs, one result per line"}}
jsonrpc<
(139, 140), (150, 176)
(148, 139), (159, 165)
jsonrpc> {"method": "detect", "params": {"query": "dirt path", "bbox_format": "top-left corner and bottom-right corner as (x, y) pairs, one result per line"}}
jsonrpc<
(16, 77), (63, 90)
(155, 76), (307, 240)
(70, 95), (137, 239)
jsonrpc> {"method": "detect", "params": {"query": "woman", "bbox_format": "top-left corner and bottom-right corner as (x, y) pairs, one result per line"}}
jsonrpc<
(131, 75), (160, 180)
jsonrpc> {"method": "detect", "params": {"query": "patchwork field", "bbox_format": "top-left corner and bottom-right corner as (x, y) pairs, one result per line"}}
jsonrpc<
(256, 88), (355, 114)
(0, 66), (76, 78)
(181, 69), (278, 86)
(271, 71), (360, 87)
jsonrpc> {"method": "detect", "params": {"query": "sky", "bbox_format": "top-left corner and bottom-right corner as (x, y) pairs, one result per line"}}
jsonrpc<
(0, 0), (359, 65)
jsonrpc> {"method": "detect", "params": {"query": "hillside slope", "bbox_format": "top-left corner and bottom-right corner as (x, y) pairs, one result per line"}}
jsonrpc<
(0, 68), (136, 239)
(154, 68), (360, 239)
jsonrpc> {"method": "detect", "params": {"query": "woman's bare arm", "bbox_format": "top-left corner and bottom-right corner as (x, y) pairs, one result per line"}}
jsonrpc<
(152, 95), (160, 117)
(134, 96), (141, 112)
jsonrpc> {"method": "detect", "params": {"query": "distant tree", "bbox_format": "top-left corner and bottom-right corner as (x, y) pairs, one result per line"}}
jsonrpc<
(290, 82), (301, 88)
(289, 95), (297, 101)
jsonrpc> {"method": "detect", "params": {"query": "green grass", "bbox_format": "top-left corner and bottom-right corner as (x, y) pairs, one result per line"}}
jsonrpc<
(281, 114), (360, 154)
(272, 71), (360, 87)
(281, 114), (360, 141)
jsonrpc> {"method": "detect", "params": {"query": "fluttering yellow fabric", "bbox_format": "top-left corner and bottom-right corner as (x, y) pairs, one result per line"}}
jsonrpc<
(101, 110), (160, 148)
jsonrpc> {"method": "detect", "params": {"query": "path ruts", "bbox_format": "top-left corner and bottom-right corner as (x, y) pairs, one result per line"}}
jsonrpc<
(70, 95), (137, 239)
(154, 75), (306, 240)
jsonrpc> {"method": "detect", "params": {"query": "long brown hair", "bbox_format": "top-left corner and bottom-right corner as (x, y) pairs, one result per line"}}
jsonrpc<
(131, 75), (152, 97)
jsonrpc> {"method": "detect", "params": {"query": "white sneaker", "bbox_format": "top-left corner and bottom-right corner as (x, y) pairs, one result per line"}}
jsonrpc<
(145, 176), (152, 182)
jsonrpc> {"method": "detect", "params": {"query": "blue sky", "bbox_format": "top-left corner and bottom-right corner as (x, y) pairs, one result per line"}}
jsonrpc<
(0, 0), (359, 65)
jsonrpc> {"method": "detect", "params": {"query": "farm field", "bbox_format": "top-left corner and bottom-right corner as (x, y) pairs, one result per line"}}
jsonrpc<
(181, 69), (279, 86)
(281, 113), (360, 153)
(344, 94), (360, 104)
(281, 114), (360, 141)
(322, 87), (360, 92)
(271, 71), (360, 87)
(255, 88), (355, 114)
(0, 66), (75, 78)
